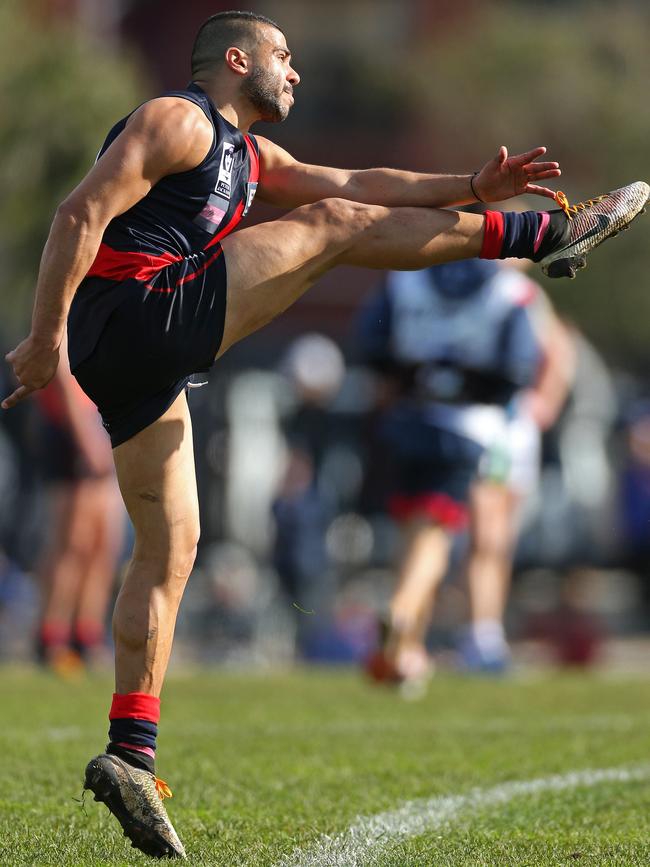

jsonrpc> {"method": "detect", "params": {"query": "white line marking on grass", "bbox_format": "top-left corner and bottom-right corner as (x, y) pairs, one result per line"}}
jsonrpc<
(277, 765), (650, 867)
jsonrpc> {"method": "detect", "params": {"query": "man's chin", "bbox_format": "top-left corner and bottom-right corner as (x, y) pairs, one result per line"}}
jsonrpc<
(260, 107), (290, 123)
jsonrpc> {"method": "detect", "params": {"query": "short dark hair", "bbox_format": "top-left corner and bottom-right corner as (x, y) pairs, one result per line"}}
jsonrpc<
(191, 11), (283, 77)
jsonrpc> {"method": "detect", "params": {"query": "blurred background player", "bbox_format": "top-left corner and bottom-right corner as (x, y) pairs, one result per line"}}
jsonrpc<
(34, 334), (124, 673)
(359, 256), (556, 684)
(458, 286), (574, 671)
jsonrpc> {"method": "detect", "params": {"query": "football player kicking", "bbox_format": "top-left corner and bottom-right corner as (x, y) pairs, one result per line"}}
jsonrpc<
(3, 10), (648, 859)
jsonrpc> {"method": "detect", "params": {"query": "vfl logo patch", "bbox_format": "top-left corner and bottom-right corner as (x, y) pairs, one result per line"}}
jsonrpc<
(215, 144), (235, 198)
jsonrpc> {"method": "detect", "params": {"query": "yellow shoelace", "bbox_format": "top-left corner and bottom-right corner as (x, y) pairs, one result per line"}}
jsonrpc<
(155, 776), (173, 799)
(554, 190), (605, 221)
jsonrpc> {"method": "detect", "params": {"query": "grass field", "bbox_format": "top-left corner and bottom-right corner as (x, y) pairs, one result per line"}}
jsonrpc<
(1, 667), (650, 866)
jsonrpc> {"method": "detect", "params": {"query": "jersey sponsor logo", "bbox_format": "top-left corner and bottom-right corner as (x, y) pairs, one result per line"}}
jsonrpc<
(194, 191), (229, 235)
(198, 201), (227, 225)
(243, 182), (258, 217)
(215, 143), (235, 198)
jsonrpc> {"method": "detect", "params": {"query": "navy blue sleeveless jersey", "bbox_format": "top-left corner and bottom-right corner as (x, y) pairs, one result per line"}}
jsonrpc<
(68, 83), (260, 446)
(68, 82), (259, 370)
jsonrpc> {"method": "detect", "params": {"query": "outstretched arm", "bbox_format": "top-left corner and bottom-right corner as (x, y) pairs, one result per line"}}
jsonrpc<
(256, 138), (560, 209)
(2, 98), (213, 410)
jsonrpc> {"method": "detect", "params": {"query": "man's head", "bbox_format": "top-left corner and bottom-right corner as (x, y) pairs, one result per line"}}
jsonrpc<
(191, 11), (299, 122)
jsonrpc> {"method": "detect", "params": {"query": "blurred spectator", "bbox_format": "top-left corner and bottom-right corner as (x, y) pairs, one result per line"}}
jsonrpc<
(612, 399), (650, 626)
(357, 258), (547, 684)
(271, 333), (347, 657)
(32, 335), (124, 674)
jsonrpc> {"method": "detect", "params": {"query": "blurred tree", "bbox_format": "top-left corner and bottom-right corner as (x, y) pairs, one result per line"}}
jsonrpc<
(0, 1), (145, 333)
(405, 0), (650, 363)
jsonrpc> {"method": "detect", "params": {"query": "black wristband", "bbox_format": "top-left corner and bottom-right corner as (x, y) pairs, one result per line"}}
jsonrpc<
(470, 171), (484, 203)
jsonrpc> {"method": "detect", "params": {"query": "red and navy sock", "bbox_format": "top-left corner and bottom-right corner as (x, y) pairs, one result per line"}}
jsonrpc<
(480, 209), (567, 262)
(106, 692), (159, 775)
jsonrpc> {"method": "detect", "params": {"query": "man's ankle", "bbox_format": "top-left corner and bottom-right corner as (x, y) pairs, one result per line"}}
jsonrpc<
(480, 209), (568, 261)
(107, 742), (156, 774)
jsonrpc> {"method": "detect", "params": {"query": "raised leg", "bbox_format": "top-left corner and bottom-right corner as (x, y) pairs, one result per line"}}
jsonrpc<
(219, 200), (484, 354)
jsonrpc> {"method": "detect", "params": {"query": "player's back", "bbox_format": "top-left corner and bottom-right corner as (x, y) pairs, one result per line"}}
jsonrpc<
(358, 259), (543, 406)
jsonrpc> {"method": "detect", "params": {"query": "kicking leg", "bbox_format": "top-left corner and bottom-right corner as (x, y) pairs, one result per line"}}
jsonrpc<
(219, 179), (649, 355)
(219, 200), (483, 354)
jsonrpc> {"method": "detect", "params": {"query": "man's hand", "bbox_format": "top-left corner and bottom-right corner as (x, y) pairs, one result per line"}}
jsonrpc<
(2, 335), (60, 409)
(473, 146), (561, 203)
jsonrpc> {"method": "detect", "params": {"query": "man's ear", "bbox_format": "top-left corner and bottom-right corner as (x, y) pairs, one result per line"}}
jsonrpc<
(225, 47), (249, 76)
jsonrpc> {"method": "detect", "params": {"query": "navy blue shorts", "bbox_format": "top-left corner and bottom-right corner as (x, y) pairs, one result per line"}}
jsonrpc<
(69, 246), (227, 448)
(379, 407), (484, 530)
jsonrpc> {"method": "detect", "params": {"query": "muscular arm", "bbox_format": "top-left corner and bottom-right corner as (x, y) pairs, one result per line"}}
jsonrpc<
(256, 137), (560, 210)
(3, 98), (213, 409)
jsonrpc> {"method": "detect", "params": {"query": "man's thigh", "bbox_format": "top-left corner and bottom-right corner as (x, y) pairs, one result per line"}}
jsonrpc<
(218, 198), (369, 355)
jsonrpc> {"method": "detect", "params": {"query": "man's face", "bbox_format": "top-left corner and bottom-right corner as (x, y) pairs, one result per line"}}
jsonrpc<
(242, 25), (300, 123)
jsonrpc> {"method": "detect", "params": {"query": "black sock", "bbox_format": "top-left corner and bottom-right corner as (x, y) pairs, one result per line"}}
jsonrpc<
(501, 211), (541, 258)
(500, 210), (568, 261)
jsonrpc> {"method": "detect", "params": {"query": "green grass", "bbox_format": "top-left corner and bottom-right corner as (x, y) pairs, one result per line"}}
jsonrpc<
(1, 667), (650, 865)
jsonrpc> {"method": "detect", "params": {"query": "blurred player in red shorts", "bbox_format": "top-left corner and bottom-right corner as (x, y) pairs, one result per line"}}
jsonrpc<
(34, 335), (123, 675)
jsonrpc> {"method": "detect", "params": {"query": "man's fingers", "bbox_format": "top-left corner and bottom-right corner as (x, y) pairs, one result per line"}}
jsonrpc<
(525, 183), (559, 200)
(509, 146), (547, 166)
(1, 385), (32, 410)
(522, 162), (560, 175)
(527, 168), (562, 181)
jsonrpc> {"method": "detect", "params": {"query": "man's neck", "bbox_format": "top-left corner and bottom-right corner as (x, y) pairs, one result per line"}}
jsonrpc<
(192, 79), (256, 132)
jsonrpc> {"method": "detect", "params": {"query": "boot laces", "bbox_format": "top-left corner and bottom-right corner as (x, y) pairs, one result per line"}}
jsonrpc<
(154, 776), (173, 799)
(555, 190), (606, 221)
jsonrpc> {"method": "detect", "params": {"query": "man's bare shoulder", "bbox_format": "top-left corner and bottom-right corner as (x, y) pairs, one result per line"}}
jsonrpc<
(123, 97), (214, 174)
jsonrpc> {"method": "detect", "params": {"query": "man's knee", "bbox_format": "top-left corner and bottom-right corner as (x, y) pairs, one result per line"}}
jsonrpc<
(169, 533), (199, 585)
(301, 197), (379, 239)
(133, 515), (200, 586)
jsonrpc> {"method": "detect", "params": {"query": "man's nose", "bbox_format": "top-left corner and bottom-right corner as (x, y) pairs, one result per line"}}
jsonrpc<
(288, 67), (300, 86)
